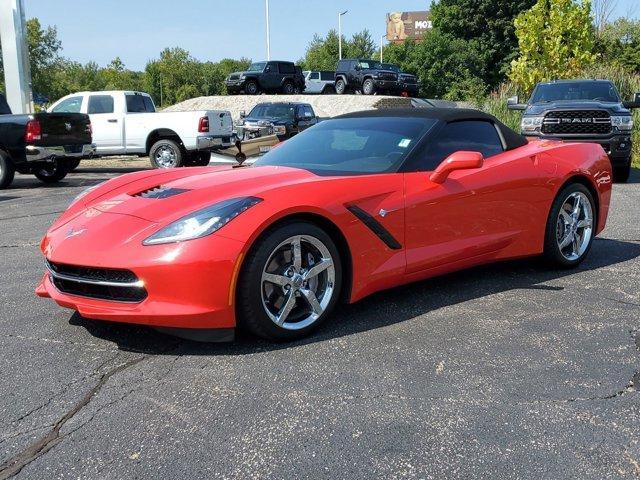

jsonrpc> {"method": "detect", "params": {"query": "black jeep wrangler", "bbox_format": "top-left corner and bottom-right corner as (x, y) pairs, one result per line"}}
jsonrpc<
(334, 59), (399, 96)
(225, 61), (306, 95)
(508, 79), (639, 182)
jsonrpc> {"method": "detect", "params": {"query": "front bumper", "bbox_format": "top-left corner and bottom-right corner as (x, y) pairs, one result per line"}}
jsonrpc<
(225, 80), (245, 93)
(196, 134), (236, 151)
(25, 143), (96, 162)
(373, 79), (399, 91)
(528, 134), (632, 166)
(36, 210), (246, 330)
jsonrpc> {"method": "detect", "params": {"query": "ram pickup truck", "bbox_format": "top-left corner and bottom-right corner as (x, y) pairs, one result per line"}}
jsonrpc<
(0, 93), (94, 189)
(508, 79), (639, 182)
(237, 102), (318, 142)
(48, 91), (234, 169)
(225, 61), (306, 95)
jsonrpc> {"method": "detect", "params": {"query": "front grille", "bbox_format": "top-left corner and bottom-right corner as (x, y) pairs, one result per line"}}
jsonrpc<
(46, 261), (147, 303)
(542, 110), (611, 135)
(379, 72), (398, 81)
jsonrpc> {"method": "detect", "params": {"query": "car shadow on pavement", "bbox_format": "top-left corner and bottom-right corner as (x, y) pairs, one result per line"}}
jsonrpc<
(69, 237), (640, 355)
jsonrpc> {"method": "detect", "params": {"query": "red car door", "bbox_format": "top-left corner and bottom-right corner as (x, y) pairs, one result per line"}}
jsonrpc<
(403, 120), (544, 276)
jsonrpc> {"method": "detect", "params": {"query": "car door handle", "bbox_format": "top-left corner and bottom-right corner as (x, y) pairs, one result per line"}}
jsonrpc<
(107, 119), (118, 123)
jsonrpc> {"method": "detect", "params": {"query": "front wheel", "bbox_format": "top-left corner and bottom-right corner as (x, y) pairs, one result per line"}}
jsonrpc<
(362, 78), (375, 95)
(0, 151), (16, 189)
(543, 183), (596, 268)
(150, 139), (184, 168)
(613, 157), (631, 183)
(34, 160), (69, 184)
(237, 222), (342, 341)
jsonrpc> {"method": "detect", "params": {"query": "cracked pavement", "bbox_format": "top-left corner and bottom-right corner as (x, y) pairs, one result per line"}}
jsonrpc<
(0, 166), (639, 479)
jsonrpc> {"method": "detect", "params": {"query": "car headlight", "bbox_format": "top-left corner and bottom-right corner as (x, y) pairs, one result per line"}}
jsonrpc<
(143, 197), (262, 246)
(239, 74), (246, 80)
(612, 115), (633, 131)
(521, 116), (543, 133)
(273, 125), (287, 135)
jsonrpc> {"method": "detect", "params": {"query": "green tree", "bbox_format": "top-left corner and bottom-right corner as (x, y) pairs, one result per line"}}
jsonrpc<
(510, 0), (598, 93)
(301, 29), (377, 71)
(431, 0), (537, 87)
(597, 18), (640, 73)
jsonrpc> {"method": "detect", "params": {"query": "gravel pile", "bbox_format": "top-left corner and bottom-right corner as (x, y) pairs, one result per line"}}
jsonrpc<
(163, 94), (415, 120)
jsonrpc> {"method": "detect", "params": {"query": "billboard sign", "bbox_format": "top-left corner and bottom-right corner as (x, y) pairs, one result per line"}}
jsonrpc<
(386, 11), (432, 42)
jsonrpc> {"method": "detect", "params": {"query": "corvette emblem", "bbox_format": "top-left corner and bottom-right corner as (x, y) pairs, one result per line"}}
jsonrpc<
(65, 227), (86, 239)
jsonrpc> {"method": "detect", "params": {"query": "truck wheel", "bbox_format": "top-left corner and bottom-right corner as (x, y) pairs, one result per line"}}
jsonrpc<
(362, 78), (375, 95)
(66, 158), (81, 171)
(245, 81), (259, 95)
(0, 151), (16, 189)
(34, 161), (68, 184)
(335, 78), (347, 95)
(282, 81), (295, 94)
(188, 152), (211, 167)
(150, 139), (184, 168)
(613, 157), (632, 183)
(322, 85), (336, 94)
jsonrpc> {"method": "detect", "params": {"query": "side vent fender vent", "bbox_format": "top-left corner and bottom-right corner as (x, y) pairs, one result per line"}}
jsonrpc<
(133, 186), (190, 199)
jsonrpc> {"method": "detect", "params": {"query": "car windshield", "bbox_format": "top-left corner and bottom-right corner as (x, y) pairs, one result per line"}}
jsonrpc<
(247, 62), (266, 72)
(381, 64), (400, 73)
(253, 117), (436, 175)
(531, 82), (621, 103)
(248, 104), (296, 120)
(359, 60), (383, 70)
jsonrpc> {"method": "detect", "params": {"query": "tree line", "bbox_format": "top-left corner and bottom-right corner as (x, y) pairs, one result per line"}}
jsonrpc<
(1, 1), (640, 107)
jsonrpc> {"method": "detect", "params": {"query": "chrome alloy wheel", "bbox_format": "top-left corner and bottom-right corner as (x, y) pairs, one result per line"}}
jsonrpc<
(555, 191), (594, 261)
(155, 145), (178, 168)
(261, 235), (336, 330)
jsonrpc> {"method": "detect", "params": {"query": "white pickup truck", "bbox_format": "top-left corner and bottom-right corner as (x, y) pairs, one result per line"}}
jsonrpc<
(47, 90), (235, 168)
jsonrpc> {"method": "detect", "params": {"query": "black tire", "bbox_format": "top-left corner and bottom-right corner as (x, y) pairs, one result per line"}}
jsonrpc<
(66, 158), (81, 171)
(613, 157), (631, 183)
(149, 139), (184, 168)
(245, 80), (259, 95)
(322, 85), (336, 94)
(543, 183), (596, 268)
(188, 152), (211, 167)
(282, 81), (295, 94)
(34, 160), (68, 184)
(362, 78), (375, 95)
(0, 151), (16, 189)
(335, 78), (347, 95)
(237, 222), (343, 341)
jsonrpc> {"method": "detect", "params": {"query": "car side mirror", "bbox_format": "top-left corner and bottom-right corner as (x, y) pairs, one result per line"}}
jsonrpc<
(354, 65), (361, 71)
(507, 95), (527, 111)
(429, 151), (484, 184)
(240, 110), (246, 118)
(623, 92), (640, 109)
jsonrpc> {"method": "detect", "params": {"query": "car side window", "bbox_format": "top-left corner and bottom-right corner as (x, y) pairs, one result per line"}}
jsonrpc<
(321, 71), (334, 81)
(87, 95), (114, 114)
(126, 94), (147, 113)
(310, 72), (320, 80)
(411, 120), (505, 171)
(304, 106), (314, 118)
(52, 96), (82, 113)
(279, 63), (295, 74)
(142, 96), (156, 112)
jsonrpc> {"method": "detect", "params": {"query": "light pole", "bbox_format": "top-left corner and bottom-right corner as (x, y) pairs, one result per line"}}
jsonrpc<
(338, 10), (348, 60)
(380, 34), (386, 63)
(265, 0), (271, 60)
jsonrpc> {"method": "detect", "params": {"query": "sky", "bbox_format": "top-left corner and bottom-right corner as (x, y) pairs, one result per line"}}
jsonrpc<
(25, 0), (640, 71)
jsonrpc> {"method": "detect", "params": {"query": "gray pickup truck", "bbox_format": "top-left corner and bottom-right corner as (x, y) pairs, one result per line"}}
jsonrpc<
(0, 94), (95, 189)
(508, 79), (639, 182)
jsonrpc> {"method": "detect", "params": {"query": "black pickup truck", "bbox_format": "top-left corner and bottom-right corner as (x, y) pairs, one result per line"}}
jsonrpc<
(334, 59), (400, 95)
(508, 79), (639, 182)
(237, 102), (318, 141)
(225, 61), (306, 95)
(0, 93), (95, 189)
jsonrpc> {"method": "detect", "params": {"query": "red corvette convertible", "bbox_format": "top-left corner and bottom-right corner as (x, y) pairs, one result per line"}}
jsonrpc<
(37, 109), (612, 342)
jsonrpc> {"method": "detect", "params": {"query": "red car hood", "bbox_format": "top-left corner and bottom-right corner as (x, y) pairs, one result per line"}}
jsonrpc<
(84, 165), (316, 223)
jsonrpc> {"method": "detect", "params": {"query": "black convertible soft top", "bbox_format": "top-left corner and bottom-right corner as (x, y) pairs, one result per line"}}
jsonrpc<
(337, 107), (528, 152)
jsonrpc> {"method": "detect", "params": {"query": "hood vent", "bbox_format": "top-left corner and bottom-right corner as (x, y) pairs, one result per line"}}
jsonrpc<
(133, 185), (190, 199)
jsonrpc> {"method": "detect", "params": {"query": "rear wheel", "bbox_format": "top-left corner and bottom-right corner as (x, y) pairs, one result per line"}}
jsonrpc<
(282, 81), (295, 94)
(34, 160), (68, 184)
(0, 151), (15, 189)
(150, 139), (184, 168)
(335, 78), (347, 95)
(543, 183), (596, 268)
(613, 157), (631, 183)
(237, 222), (342, 341)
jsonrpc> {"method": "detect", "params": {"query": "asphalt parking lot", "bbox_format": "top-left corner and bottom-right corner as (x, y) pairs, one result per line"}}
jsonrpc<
(0, 166), (639, 479)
